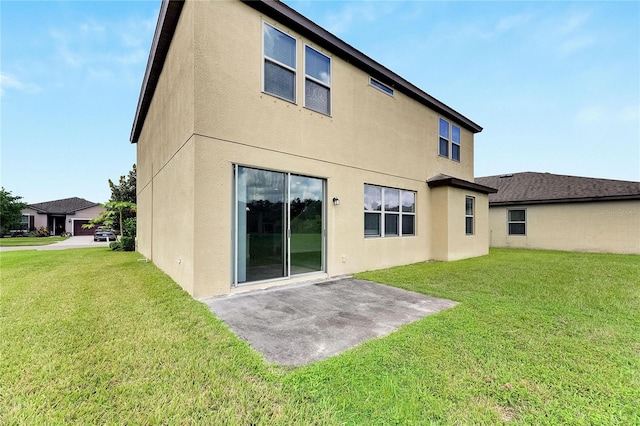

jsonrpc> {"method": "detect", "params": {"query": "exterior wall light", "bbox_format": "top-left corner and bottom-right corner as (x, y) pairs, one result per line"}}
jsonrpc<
(332, 197), (340, 206)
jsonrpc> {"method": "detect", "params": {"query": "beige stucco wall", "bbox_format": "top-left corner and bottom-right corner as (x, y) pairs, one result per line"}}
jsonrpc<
(136, 0), (487, 298)
(137, 0), (196, 289)
(488, 200), (640, 254)
(430, 186), (490, 261)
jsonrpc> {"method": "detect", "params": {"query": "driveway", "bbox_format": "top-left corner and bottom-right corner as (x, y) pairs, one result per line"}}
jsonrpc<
(203, 277), (458, 366)
(0, 235), (111, 251)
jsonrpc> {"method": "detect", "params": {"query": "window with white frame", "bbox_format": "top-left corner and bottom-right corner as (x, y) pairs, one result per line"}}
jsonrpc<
(20, 215), (30, 231)
(369, 77), (394, 96)
(364, 184), (415, 238)
(263, 23), (296, 102)
(438, 118), (461, 162)
(465, 197), (474, 235)
(304, 45), (331, 115)
(508, 209), (526, 235)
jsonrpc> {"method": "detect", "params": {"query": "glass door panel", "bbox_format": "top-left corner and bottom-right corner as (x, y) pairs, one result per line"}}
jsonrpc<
(234, 166), (324, 286)
(289, 175), (324, 275)
(236, 167), (286, 283)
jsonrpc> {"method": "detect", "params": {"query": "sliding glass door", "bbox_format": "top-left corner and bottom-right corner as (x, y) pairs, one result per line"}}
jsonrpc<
(233, 166), (324, 286)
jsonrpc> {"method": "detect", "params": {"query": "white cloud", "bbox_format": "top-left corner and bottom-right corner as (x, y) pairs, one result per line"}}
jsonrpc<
(575, 104), (639, 126)
(323, 1), (395, 35)
(575, 105), (605, 125)
(46, 13), (155, 84)
(495, 13), (533, 33)
(617, 104), (640, 123)
(80, 18), (105, 34)
(553, 10), (598, 55)
(0, 73), (41, 96)
(559, 11), (590, 35)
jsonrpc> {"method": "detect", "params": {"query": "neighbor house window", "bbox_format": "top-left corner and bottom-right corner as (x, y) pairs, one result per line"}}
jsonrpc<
(20, 215), (30, 231)
(369, 77), (394, 96)
(263, 23), (296, 102)
(508, 209), (526, 235)
(364, 184), (415, 238)
(304, 45), (331, 115)
(465, 197), (474, 235)
(438, 118), (461, 162)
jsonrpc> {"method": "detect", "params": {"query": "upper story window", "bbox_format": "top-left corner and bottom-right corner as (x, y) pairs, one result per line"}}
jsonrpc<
(508, 209), (526, 235)
(465, 196), (475, 235)
(438, 118), (461, 162)
(263, 23), (296, 103)
(364, 184), (415, 238)
(369, 77), (394, 96)
(304, 46), (331, 115)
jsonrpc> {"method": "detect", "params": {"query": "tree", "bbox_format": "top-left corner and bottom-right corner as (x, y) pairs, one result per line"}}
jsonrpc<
(0, 187), (28, 235)
(82, 165), (138, 251)
(107, 164), (136, 231)
(83, 201), (136, 237)
(109, 164), (136, 204)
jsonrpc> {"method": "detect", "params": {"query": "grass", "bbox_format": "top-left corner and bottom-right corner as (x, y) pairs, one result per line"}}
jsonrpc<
(1, 248), (638, 424)
(0, 236), (68, 247)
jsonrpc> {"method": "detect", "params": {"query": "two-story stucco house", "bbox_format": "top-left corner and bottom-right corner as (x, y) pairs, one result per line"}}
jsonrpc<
(130, 0), (496, 298)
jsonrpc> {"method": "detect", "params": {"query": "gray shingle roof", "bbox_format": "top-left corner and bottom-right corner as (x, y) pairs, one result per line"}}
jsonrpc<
(29, 197), (99, 214)
(475, 172), (640, 205)
(428, 174), (497, 194)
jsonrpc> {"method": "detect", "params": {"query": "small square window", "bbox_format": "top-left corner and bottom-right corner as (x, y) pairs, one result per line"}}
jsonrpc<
(370, 77), (394, 96)
(508, 209), (526, 235)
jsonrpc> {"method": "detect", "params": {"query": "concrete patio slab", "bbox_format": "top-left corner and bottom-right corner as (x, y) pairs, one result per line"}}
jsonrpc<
(202, 277), (458, 366)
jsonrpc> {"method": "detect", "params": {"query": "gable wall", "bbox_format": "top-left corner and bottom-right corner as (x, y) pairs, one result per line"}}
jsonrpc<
(136, 0), (196, 291)
(191, 0), (475, 184)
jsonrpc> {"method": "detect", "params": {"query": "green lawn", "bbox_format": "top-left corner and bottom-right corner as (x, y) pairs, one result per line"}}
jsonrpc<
(1, 248), (638, 424)
(0, 236), (68, 247)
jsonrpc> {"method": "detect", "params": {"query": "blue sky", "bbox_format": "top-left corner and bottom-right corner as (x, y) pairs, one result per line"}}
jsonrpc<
(2, 1), (638, 204)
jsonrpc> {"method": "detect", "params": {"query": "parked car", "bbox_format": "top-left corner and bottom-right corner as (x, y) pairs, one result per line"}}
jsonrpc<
(94, 227), (117, 242)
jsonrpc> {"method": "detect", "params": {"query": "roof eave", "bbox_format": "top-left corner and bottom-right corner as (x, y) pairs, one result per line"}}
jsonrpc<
(243, 0), (482, 133)
(130, 0), (184, 144)
(489, 194), (640, 206)
(428, 176), (498, 194)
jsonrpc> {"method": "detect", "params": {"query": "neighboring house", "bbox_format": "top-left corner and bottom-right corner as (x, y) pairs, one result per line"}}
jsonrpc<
(130, 0), (496, 298)
(476, 172), (640, 255)
(21, 197), (104, 236)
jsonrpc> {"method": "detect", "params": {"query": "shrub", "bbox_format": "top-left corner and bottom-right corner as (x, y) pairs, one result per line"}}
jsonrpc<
(109, 241), (122, 251)
(36, 227), (50, 237)
(123, 217), (136, 238)
(120, 236), (135, 252)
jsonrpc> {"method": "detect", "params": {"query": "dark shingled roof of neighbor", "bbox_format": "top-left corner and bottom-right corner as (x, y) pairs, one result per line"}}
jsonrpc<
(475, 172), (640, 206)
(28, 197), (99, 214)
